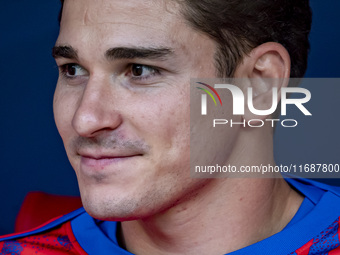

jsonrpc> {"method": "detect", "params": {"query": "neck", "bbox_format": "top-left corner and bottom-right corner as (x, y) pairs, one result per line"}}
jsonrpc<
(120, 125), (303, 255)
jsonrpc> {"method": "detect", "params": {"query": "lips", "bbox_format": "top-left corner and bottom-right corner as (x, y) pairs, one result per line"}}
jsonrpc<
(81, 154), (140, 167)
(78, 150), (143, 169)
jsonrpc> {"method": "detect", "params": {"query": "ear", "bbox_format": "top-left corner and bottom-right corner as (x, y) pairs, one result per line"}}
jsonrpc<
(234, 42), (291, 121)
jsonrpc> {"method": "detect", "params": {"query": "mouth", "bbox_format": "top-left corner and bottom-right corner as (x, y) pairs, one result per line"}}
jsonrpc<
(77, 148), (144, 170)
(80, 154), (141, 167)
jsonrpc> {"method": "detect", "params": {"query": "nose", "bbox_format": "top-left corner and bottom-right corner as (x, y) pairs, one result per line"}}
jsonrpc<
(72, 77), (122, 137)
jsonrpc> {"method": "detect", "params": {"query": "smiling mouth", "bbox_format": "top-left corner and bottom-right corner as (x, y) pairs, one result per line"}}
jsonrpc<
(80, 154), (142, 168)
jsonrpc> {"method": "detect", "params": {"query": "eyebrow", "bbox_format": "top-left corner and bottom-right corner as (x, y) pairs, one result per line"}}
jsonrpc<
(105, 47), (173, 60)
(52, 45), (78, 60)
(52, 45), (173, 61)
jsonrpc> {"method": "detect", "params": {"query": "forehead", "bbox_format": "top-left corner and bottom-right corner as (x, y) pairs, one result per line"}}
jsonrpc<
(61, 0), (180, 24)
(58, 0), (185, 47)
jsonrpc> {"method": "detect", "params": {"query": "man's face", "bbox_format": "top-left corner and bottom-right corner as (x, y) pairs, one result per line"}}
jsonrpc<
(53, 0), (234, 220)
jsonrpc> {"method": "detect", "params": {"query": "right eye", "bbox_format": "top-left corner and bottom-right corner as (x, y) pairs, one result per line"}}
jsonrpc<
(59, 64), (88, 79)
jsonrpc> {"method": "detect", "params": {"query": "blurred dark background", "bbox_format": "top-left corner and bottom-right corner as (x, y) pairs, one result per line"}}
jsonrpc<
(0, 1), (339, 235)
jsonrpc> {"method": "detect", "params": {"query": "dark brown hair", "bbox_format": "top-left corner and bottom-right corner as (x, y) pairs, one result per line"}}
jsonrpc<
(58, 0), (312, 78)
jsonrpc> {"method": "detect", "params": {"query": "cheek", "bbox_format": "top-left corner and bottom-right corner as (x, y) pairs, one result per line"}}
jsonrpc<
(135, 89), (190, 166)
(126, 81), (190, 141)
(53, 85), (79, 145)
(189, 85), (241, 169)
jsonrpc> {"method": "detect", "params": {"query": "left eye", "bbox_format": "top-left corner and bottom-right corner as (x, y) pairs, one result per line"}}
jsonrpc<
(131, 64), (158, 78)
(60, 64), (88, 78)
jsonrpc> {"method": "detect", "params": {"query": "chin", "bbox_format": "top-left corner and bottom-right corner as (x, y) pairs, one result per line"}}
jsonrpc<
(79, 186), (158, 221)
(76, 169), (193, 221)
